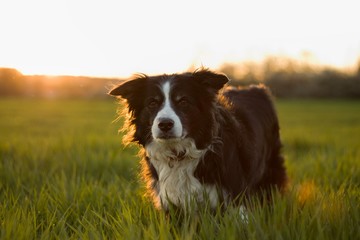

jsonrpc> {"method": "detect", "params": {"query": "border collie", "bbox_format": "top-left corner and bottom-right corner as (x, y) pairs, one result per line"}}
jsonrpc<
(109, 69), (287, 211)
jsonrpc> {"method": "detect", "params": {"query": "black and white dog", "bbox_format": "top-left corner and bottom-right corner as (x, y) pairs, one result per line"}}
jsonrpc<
(109, 69), (287, 211)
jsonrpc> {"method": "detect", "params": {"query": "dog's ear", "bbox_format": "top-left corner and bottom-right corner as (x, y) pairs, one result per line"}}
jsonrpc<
(193, 69), (229, 91)
(108, 75), (148, 115)
(108, 74), (148, 100)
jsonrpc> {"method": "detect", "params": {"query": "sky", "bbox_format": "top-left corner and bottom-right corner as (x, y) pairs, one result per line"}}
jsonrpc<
(1, 0), (359, 77)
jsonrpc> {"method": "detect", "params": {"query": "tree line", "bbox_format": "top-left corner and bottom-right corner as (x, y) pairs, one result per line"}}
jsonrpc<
(0, 68), (119, 99)
(1, 58), (360, 99)
(218, 57), (360, 98)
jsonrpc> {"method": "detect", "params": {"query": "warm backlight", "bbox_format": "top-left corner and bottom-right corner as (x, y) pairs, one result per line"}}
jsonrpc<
(1, 0), (359, 77)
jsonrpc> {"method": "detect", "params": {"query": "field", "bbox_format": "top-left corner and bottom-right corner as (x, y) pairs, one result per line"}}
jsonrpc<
(0, 99), (359, 239)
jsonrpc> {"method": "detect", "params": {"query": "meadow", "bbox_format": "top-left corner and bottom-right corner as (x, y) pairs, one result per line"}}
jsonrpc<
(0, 99), (359, 239)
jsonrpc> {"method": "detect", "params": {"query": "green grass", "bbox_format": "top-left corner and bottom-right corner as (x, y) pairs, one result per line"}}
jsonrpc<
(0, 99), (359, 239)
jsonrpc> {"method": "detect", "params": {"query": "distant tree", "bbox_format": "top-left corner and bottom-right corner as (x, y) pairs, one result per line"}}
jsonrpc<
(0, 68), (25, 96)
(218, 57), (360, 99)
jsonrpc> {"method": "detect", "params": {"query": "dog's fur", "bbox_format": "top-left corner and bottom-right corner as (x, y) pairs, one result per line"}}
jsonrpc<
(109, 69), (287, 211)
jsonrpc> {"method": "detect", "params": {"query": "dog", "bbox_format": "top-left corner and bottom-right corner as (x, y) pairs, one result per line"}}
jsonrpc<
(109, 69), (287, 212)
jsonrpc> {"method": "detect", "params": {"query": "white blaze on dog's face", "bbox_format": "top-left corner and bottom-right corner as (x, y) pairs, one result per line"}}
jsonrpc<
(151, 81), (183, 140)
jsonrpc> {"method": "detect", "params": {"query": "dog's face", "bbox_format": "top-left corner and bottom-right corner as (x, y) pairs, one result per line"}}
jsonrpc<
(109, 69), (228, 149)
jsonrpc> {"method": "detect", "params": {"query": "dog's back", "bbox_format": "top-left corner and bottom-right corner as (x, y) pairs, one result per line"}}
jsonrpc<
(221, 85), (287, 197)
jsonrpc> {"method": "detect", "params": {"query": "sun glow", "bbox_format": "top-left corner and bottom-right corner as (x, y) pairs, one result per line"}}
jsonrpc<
(1, 0), (359, 77)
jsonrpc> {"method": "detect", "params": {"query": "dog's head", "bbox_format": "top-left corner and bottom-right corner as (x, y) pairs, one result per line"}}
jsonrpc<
(109, 69), (228, 150)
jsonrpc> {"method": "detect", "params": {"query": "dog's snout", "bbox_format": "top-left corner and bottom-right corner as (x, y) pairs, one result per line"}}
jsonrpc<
(158, 118), (174, 132)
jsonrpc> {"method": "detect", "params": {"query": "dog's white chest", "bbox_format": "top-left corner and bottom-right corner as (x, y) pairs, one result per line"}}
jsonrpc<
(146, 139), (219, 209)
(151, 157), (203, 209)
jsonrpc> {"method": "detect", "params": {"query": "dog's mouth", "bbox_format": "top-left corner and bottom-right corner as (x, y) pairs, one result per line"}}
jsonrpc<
(157, 134), (176, 140)
(155, 133), (186, 142)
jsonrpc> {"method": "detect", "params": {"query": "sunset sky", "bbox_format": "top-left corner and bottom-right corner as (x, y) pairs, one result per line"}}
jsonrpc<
(1, 0), (359, 77)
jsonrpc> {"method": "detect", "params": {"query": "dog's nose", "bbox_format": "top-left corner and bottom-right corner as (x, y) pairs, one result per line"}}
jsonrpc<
(158, 118), (174, 132)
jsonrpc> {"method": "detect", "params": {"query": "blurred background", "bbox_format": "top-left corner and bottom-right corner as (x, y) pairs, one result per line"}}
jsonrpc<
(1, 0), (359, 99)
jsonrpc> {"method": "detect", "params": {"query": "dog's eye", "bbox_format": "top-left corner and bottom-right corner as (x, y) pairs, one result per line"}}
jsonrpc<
(177, 98), (189, 107)
(147, 99), (159, 109)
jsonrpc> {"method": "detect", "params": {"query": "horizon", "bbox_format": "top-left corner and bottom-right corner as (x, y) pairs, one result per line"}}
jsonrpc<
(1, 54), (359, 80)
(1, 0), (360, 78)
